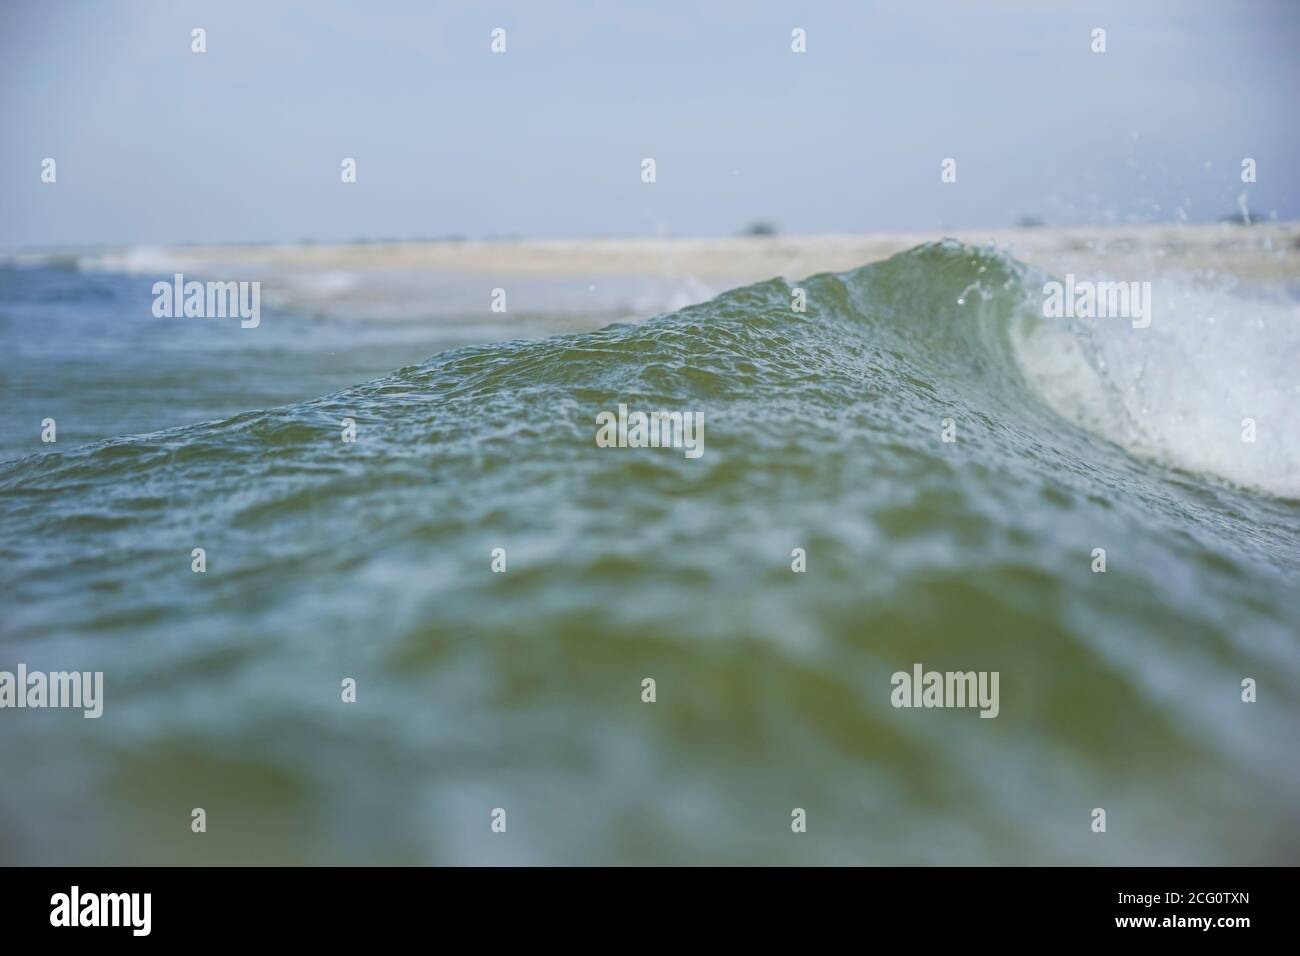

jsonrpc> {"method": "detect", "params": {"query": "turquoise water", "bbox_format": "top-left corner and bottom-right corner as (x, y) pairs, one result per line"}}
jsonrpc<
(2, 242), (1297, 864)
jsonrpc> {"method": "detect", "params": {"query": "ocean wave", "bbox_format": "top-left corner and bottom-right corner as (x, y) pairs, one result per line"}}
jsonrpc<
(3, 241), (1297, 864)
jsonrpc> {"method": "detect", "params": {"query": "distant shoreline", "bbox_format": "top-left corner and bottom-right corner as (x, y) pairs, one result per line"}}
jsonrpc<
(7, 222), (1298, 323)
(9, 220), (1296, 280)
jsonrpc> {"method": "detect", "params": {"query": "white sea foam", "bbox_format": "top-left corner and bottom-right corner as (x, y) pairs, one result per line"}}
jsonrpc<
(1013, 275), (1300, 498)
(75, 245), (187, 275)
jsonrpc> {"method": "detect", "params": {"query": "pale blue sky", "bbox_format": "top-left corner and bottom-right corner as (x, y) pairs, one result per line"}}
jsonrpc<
(2, 0), (1297, 248)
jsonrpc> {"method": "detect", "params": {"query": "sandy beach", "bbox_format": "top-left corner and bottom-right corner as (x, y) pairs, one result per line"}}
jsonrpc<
(24, 221), (1297, 324)
(167, 221), (1300, 278)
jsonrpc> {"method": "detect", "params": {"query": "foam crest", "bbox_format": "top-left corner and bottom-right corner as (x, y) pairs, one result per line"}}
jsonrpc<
(1013, 276), (1300, 498)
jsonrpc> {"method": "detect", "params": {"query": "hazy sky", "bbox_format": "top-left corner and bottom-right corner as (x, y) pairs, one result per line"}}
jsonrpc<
(2, 0), (1297, 248)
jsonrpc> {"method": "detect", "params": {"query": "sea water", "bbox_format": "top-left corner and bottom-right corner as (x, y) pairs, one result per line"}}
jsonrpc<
(1, 241), (1297, 864)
